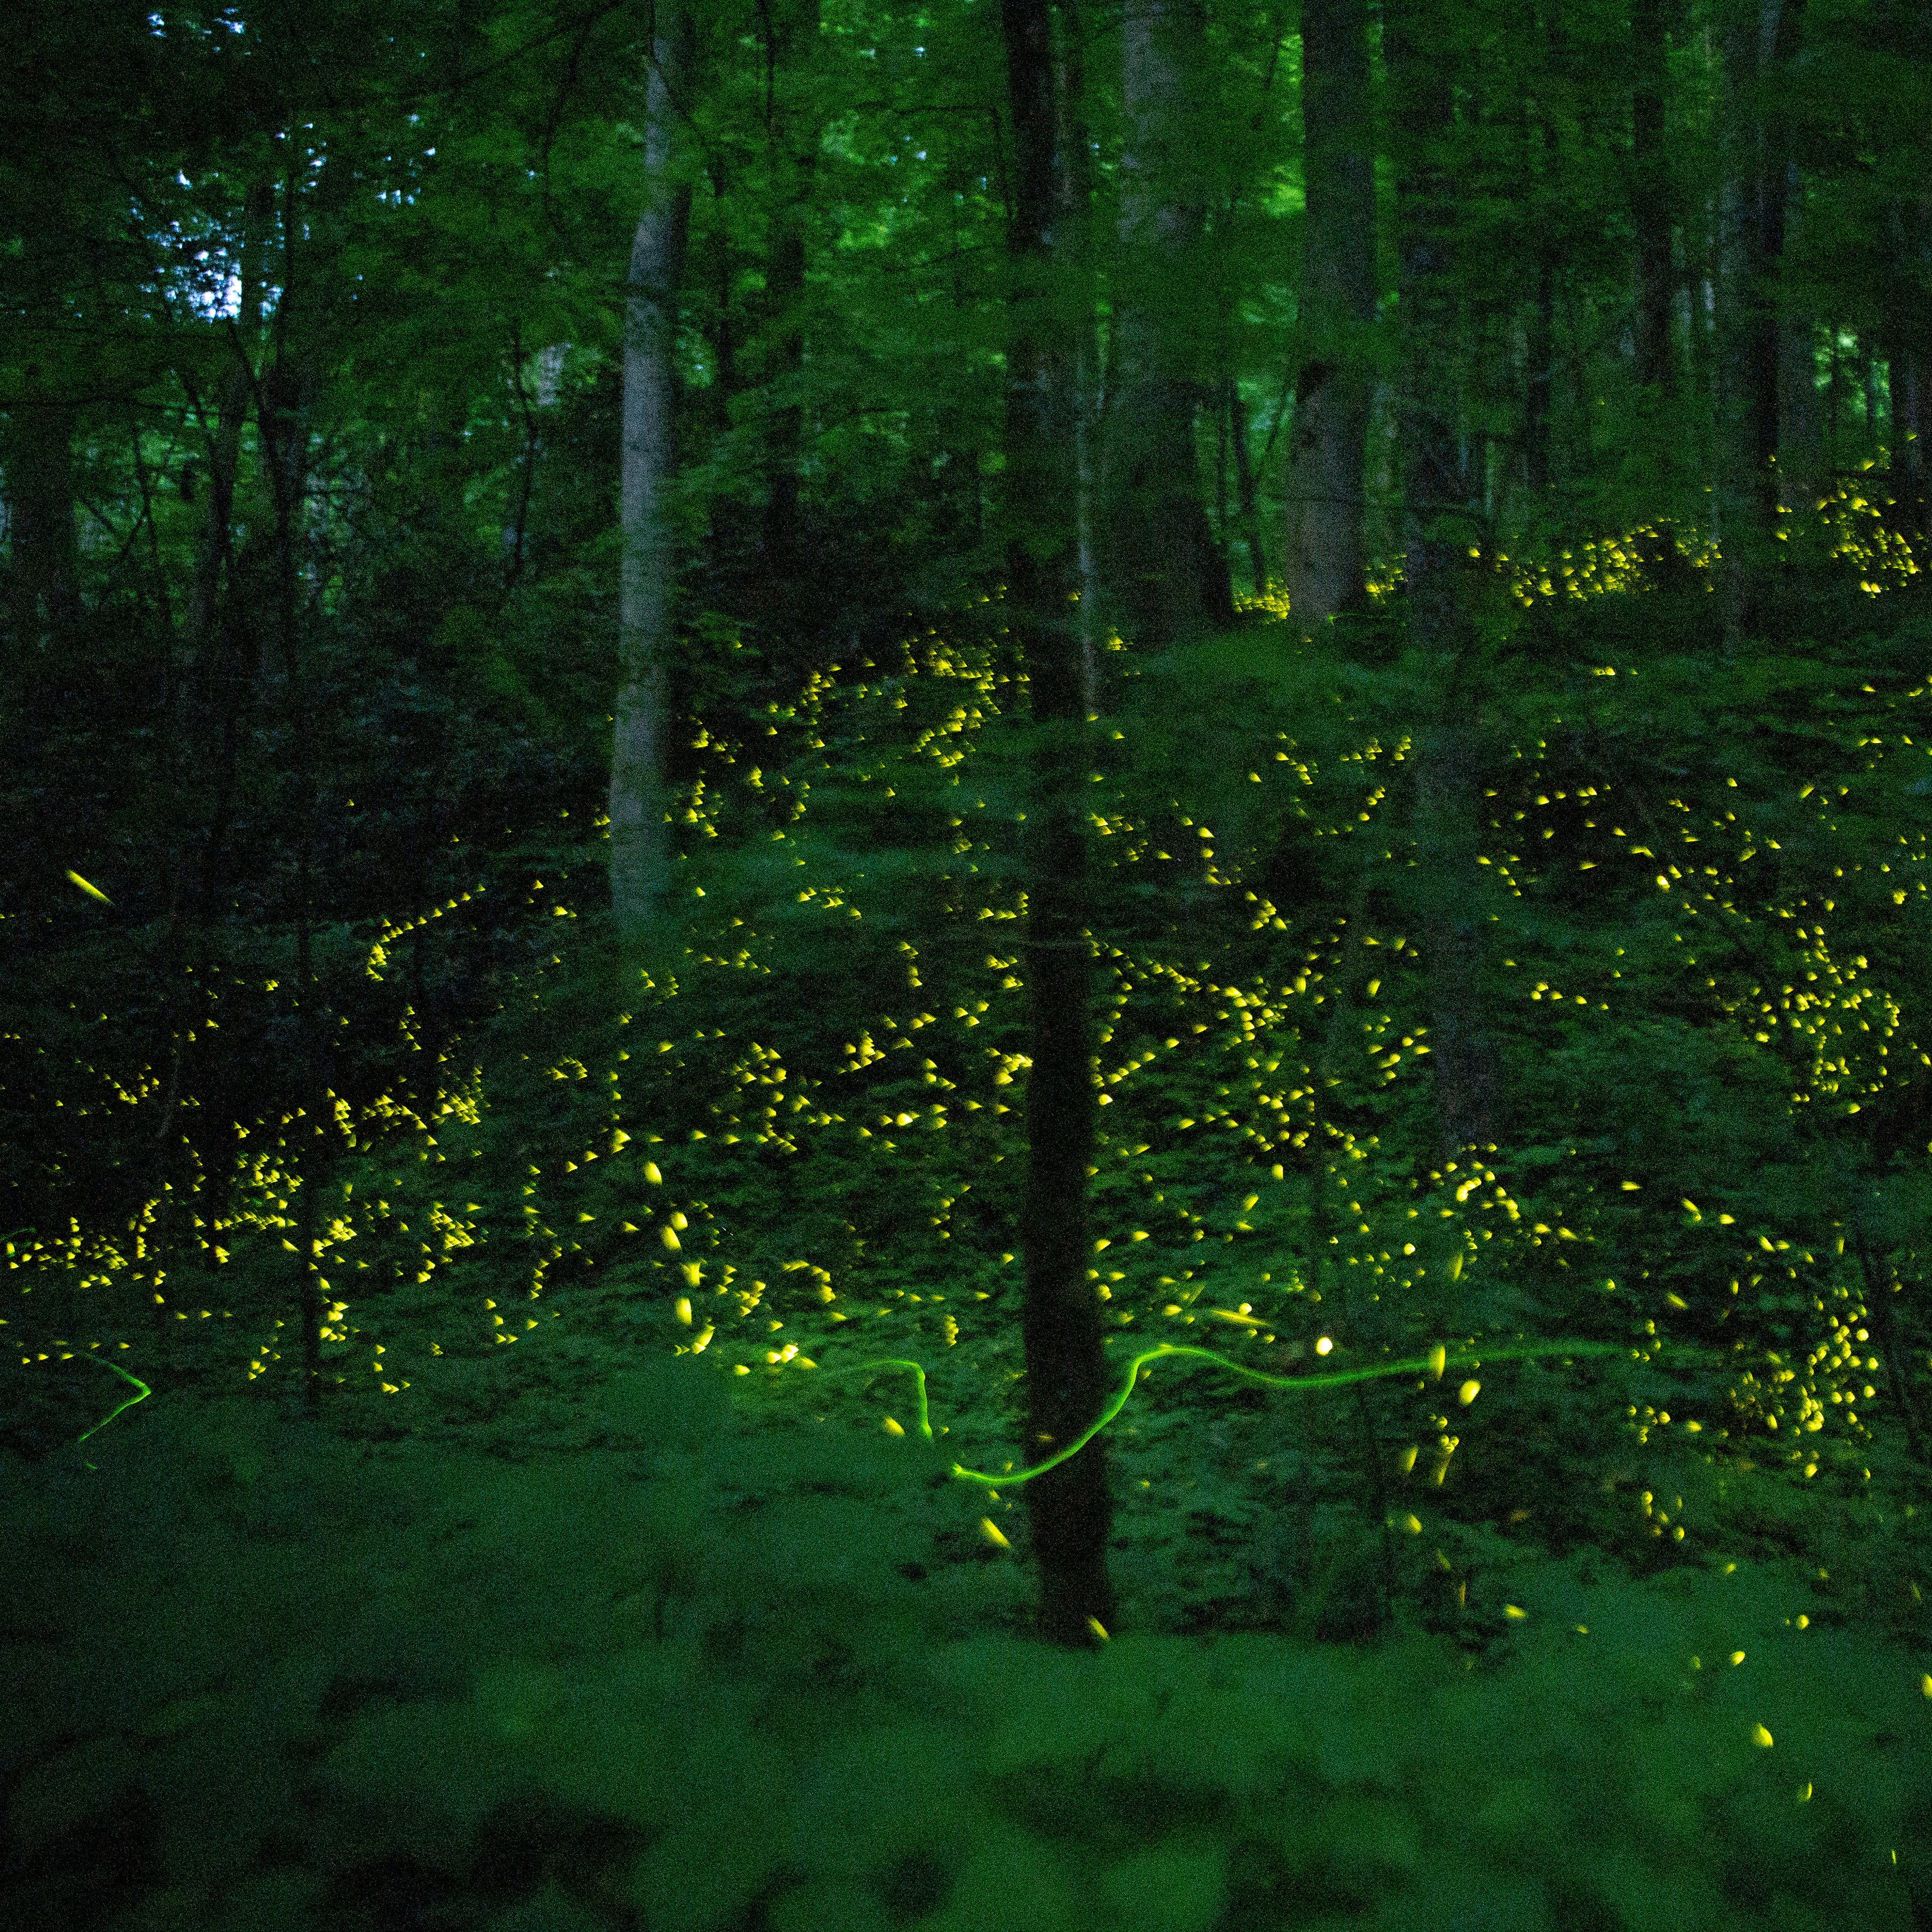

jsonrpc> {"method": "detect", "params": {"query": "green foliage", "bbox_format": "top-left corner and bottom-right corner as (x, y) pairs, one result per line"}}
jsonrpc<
(5, 0), (1932, 1919)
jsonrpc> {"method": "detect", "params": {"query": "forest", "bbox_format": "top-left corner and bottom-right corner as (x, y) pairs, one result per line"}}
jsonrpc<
(4, 0), (1932, 1927)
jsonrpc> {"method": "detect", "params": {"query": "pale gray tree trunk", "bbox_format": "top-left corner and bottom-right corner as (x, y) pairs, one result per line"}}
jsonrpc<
(1283, 0), (1377, 632)
(611, 12), (695, 943)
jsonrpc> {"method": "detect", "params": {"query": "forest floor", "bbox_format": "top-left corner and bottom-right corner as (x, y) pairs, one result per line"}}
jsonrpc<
(4, 1320), (1930, 1932)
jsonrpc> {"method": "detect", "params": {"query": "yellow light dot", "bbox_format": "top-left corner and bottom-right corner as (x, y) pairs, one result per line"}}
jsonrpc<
(1458, 1379), (1480, 1406)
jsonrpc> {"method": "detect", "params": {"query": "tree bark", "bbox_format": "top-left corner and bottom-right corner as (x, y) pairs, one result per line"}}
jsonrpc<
(1387, 0), (1505, 1158)
(1874, 3), (1931, 553)
(1776, 165), (1825, 522)
(1523, 256), (1555, 504)
(2, 379), (81, 648)
(1003, 0), (1116, 1650)
(1883, 198), (1931, 552)
(757, 0), (820, 585)
(1227, 373), (1269, 596)
(1283, 0), (1377, 632)
(1103, 0), (1231, 649)
(1714, 0), (1802, 652)
(1631, 0), (1678, 399)
(1054, 0), (1106, 711)
(610, 11), (695, 945)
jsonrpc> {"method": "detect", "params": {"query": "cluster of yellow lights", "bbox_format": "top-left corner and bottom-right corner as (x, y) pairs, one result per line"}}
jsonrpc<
(14, 507), (1927, 1489)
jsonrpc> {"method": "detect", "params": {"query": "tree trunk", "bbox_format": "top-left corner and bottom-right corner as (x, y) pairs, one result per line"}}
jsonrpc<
(611, 11), (695, 945)
(1283, 0), (1377, 631)
(1387, 0), (1506, 1158)
(1053, 0), (1106, 711)
(1714, 0), (1802, 652)
(1523, 257), (1555, 504)
(1883, 197), (1931, 552)
(1631, 0), (1677, 399)
(758, 0), (819, 586)
(2, 380), (81, 648)
(1002, 0), (1116, 1650)
(1777, 167), (1825, 523)
(1103, 0), (1231, 649)
(1227, 373), (1269, 596)
(1875, 5), (1932, 553)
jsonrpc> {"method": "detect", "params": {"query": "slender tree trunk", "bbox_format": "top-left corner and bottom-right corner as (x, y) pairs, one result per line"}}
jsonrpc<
(1692, 219), (1721, 482)
(611, 12), (695, 945)
(1629, 0), (1695, 577)
(270, 350), (328, 1406)
(1227, 373), (1269, 595)
(1104, 0), (1231, 648)
(1883, 198), (1931, 552)
(187, 358), (255, 927)
(1282, 0), (1376, 632)
(705, 164), (741, 437)
(1854, 1235), (1925, 1466)
(1522, 0), (1566, 518)
(1875, 5), (1932, 554)
(1523, 260), (1555, 504)
(1053, 0), (1106, 711)
(1777, 167), (1825, 524)
(1892, 342), (1930, 550)
(238, 155), (332, 1409)
(1003, 0), (1116, 1650)
(758, 0), (819, 583)
(1714, 0), (1801, 652)
(1387, 0), (1505, 1158)
(2, 376), (81, 648)
(1631, 0), (1677, 399)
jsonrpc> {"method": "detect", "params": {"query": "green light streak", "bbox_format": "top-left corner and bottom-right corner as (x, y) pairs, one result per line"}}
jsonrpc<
(816, 1337), (1636, 1488)
(73, 1354), (151, 1446)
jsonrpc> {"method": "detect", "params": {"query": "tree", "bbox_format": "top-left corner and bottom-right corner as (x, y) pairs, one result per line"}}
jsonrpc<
(754, 0), (823, 590)
(1003, 0), (1116, 1649)
(611, 9), (697, 947)
(1386, 0), (1505, 1157)
(1102, 0), (1231, 650)
(1281, 0), (1377, 632)
(1712, 0), (1803, 651)
(1630, 0), (1679, 405)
